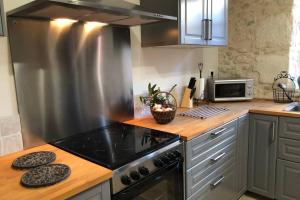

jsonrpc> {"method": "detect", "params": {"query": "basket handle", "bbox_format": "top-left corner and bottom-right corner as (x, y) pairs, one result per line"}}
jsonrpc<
(152, 91), (177, 109)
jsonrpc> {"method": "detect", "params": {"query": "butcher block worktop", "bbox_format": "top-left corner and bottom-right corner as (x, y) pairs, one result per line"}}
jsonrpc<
(0, 144), (112, 200)
(126, 99), (298, 140)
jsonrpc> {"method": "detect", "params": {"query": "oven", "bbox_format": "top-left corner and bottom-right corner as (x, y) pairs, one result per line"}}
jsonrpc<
(112, 141), (184, 200)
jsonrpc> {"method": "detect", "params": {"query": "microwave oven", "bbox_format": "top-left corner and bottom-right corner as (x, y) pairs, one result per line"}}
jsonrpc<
(207, 79), (254, 102)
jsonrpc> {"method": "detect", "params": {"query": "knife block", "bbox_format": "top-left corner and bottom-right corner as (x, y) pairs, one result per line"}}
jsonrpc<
(181, 88), (193, 108)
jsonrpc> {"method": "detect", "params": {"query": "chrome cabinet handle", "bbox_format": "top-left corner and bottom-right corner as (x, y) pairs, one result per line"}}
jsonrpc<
(202, 19), (212, 40)
(210, 152), (226, 162)
(210, 176), (224, 189)
(211, 128), (226, 137)
(271, 122), (276, 143)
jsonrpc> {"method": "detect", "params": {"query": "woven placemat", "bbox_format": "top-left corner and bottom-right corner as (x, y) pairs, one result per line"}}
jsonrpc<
(21, 164), (71, 188)
(12, 151), (56, 170)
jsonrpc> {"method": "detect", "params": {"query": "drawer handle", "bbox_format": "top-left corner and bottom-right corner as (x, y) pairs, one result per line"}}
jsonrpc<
(211, 128), (226, 137)
(210, 152), (226, 163)
(210, 176), (225, 189)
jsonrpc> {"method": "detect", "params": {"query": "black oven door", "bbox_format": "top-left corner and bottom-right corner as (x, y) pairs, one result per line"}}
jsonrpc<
(112, 159), (184, 200)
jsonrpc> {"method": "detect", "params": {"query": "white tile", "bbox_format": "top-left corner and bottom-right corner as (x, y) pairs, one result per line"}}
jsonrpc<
(2, 134), (23, 155)
(0, 115), (21, 137)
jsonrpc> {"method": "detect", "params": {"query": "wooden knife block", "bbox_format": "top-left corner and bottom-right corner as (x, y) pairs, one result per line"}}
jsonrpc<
(181, 88), (193, 108)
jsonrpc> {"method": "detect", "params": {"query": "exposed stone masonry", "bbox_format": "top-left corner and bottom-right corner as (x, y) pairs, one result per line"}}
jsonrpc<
(219, 0), (294, 98)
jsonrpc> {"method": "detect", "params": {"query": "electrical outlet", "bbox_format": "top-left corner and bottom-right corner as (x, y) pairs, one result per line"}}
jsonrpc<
(209, 69), (215, 78)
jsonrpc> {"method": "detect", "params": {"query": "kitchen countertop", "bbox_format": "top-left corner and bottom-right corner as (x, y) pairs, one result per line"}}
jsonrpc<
(0, 144), (112, 200)
(126, 99), (298, 140)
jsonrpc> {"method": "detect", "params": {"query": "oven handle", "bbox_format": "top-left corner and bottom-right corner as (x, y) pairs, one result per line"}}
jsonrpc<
(112, 158), (183, 200)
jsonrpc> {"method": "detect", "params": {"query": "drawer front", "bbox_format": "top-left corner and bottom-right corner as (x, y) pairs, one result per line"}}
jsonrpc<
(279, 117), (300, 141)
(279, 138), (300, 163)
(276, 159), (300, 200)
(186, 141), (235, 197)
(70, 181), (110, 200)
(186, 120), (237, 169)
(187, 160), (236, 200)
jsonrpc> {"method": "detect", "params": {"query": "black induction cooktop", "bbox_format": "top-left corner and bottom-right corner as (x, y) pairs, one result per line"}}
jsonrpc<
(51, 123), (180, 170)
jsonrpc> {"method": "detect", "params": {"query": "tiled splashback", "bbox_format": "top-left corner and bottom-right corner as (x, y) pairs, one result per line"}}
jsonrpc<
(0, 115), (23, 156)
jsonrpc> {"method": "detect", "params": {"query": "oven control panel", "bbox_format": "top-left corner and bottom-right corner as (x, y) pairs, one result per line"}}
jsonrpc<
(112, 141), (183, 195)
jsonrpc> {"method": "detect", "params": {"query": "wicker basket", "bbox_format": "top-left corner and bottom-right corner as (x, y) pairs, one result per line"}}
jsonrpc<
(150, 92), (177, 124)
(273, 89), (295, 103)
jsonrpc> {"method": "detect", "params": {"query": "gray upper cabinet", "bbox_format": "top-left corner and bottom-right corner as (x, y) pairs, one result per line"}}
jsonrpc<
(0, 0), (5, 36)
(140, 0), (228, 47)
(248, 114), (278, 199)
(236, 114), (249, 197)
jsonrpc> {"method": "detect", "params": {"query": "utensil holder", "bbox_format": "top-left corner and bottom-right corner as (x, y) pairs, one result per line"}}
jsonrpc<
(181, 88), (193, 108)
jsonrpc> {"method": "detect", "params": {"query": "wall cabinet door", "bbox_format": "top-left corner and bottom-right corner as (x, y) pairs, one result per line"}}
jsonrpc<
(276, 159), (300, 200)
(248, 114), (278, 199)
(181, 0), (206, 45)
(236, 114), (249, 197)
(207, 0), (228, 46)
(181, 0), (227, 45)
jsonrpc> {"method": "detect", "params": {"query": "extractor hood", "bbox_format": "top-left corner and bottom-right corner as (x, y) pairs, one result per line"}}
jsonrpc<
(7, 0), (177, 26)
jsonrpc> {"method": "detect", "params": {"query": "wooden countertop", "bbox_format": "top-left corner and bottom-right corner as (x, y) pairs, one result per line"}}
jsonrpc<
(126, 99), (299, 140)
(0, 144), (112, 200)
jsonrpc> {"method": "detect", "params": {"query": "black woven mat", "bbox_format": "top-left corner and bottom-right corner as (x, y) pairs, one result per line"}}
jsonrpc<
(21, 164), (71, 188)
(12, 151), (56, 170)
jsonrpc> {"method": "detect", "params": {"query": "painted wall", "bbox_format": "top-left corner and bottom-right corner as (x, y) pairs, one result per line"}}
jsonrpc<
(218, 0), (294, 99)
(0, 0), (219, 154)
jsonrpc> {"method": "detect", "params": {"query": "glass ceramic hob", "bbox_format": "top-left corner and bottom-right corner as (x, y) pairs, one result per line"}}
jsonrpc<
(51, 123), (180, 170)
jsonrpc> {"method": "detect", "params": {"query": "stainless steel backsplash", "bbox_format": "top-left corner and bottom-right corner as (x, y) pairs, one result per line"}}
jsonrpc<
(7, 17), (134, 148)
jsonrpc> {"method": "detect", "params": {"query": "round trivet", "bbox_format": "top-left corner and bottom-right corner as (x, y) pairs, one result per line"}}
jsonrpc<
(12, 151), (56, 169)
(21, 164), (71, 188)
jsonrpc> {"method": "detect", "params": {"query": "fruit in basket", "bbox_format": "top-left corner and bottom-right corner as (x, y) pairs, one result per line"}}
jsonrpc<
(152, 104), (174, 112)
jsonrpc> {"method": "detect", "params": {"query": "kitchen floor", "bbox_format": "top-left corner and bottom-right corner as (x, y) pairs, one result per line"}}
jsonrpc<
(239, 193), (270, 200)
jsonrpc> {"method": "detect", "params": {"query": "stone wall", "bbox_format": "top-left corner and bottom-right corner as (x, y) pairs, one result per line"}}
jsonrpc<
(219, 0), (293, 99)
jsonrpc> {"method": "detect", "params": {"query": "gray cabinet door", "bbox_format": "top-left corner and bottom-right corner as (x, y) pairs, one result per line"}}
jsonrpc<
(279, 117), (300, 141)
(180, 0), (206, 45)
(276, 159), (300, 200)
(181, 0), (227, 45)
(236, 114), (249, 196)
(248, 114), (278, 199)
(69, 181), (110, 200)
(207, 0), (228, 46)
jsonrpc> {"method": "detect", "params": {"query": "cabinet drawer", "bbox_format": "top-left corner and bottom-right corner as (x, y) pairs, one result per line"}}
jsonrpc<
(279, 138), (300, 163)
(186, 141), (235, 197)
(276, 159), (300, 200)
(279, 117), (300, 141)
(187, 160), (236, 200)
(186, 120), (237, 169)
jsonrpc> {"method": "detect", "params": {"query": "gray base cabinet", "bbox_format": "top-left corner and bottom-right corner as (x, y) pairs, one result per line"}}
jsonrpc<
(276, 159), (300, 200)
(69, 181), (110, 200)
(276, 116), (300, 200)
(248, 114), (278, 199)
(185, 120), (241, 200)
(236, 114), (249, 197)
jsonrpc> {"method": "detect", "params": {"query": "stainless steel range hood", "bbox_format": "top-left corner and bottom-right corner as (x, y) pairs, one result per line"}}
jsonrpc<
(7, 0), (177, 26)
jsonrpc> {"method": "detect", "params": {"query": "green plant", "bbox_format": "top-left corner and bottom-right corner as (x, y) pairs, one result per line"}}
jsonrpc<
(139, 83), (177, 107)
